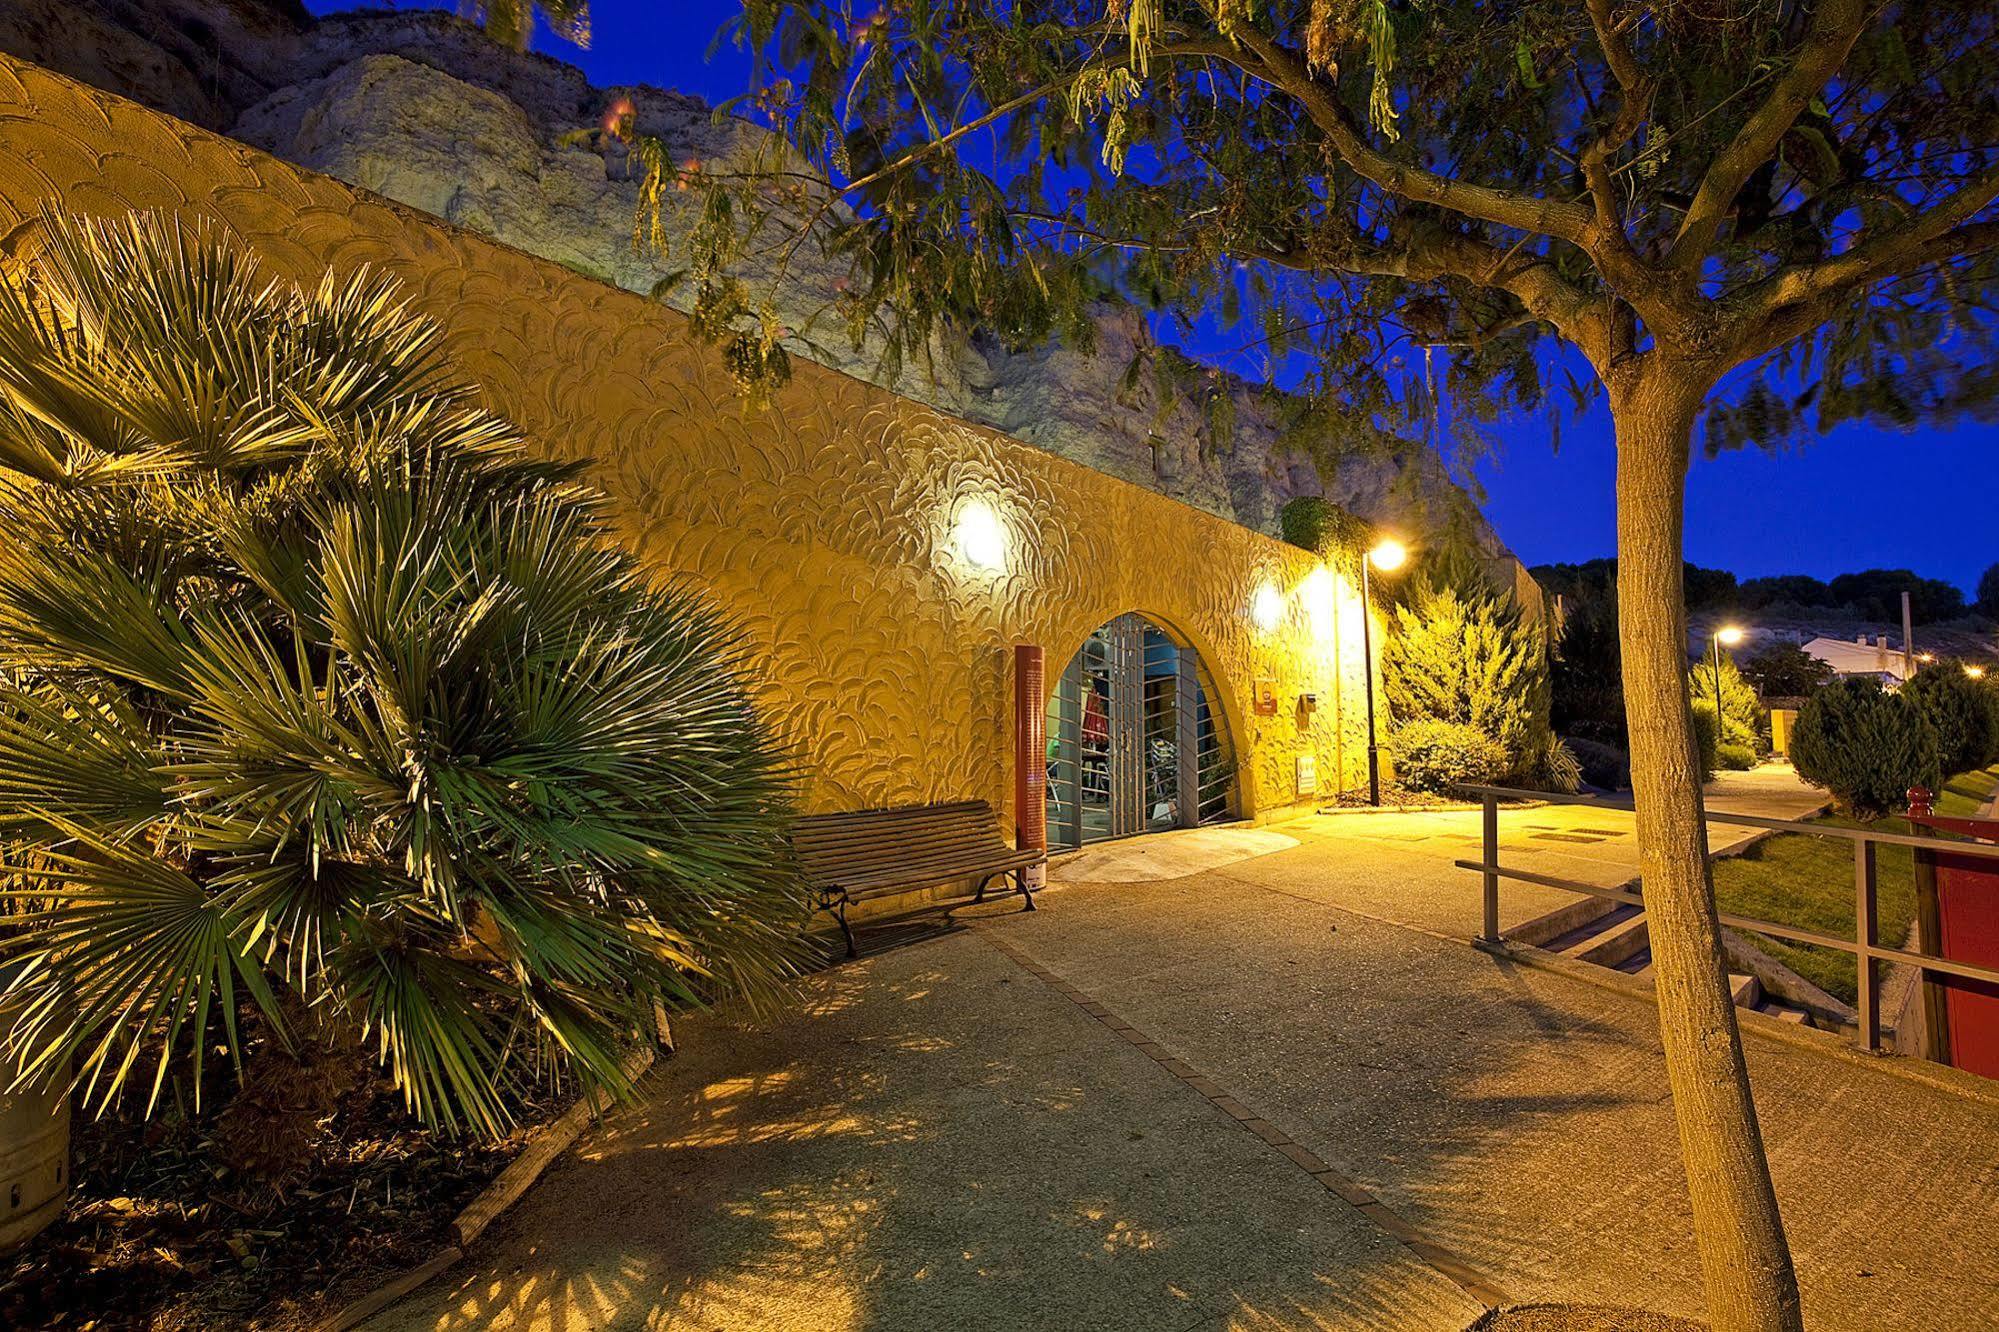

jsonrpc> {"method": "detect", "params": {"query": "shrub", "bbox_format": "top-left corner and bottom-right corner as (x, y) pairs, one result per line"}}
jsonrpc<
(1388, 719), (1509, 793)
(1902, 663), (1998, 776)
(1790, 678), (1942, 818)
(1717, 742), (1757, 771)
(1534, 734), (1584, 795)
(1691, 701), (1721, 784)
(1564, 736), (1631, 790)
(0, 213), (810, 1138)
(1382, 579), (1550, 777)
(1550, 596), (1625, 745)
(1740, 641), (1834, 699)
(1690, 655), (1764, 752)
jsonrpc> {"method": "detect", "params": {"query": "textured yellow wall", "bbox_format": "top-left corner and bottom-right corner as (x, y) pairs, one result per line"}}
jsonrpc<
(0, 54), (1383, 826)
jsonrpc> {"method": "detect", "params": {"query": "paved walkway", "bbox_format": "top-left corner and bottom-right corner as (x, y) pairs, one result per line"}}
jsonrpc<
(368, 769), (1999, 1332)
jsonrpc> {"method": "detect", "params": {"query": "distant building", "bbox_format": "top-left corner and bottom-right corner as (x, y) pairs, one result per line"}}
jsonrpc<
(1803, 633), (1912, 684)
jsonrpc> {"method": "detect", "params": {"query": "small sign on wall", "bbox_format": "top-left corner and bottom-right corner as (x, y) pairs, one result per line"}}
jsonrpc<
(1296, 754), (1318, 796)
(1253, 679), (1280, 716)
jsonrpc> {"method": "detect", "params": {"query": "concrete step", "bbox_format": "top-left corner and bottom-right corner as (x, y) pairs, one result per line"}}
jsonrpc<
(1569, 912), (1652, 969)
(1729, 972), (1763, 1007)
(1546, 903), (1642, 956)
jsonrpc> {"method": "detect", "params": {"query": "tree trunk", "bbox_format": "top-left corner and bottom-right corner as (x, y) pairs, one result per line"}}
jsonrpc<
(1610, 365), (1804, 1332)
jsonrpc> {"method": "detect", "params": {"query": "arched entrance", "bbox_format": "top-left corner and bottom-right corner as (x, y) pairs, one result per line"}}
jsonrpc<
(1044, 613), (1235, 849)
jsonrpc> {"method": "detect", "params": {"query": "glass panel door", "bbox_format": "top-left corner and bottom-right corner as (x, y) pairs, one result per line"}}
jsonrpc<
(1045, 614), (1236, 850)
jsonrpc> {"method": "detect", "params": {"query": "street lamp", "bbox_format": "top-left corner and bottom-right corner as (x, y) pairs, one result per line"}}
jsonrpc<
(1710, 624), (1745, 718)
(1361, 538), (1407, 805)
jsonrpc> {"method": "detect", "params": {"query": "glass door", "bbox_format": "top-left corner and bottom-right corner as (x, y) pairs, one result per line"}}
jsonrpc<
(1046, 613), (1234, 850)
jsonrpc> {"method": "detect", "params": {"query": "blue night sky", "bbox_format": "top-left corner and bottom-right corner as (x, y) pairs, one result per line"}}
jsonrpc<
(316, 2), (1996, 594)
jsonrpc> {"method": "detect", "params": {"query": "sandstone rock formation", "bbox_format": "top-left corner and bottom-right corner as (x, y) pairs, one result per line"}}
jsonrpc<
(2, 0), (1519, 565)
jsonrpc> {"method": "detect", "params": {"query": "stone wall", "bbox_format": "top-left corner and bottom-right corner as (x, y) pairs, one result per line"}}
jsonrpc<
(0, 52), (1382, 824)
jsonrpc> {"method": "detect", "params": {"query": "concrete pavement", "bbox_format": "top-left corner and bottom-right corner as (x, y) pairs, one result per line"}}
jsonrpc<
(365, 766), (1999, 1332)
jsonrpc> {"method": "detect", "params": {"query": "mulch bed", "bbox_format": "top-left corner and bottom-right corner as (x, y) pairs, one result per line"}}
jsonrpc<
(0, 1080), (565, 1331)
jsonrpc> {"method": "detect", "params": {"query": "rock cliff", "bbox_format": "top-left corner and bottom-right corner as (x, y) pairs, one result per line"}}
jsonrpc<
(2, 0), (1516, 561)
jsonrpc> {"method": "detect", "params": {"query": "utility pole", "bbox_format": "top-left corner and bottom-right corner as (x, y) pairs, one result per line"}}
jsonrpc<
(1902, 591), (1915, 682)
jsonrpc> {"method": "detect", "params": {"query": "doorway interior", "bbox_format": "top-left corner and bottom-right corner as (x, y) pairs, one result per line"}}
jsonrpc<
(1043, 612), (1235, 850)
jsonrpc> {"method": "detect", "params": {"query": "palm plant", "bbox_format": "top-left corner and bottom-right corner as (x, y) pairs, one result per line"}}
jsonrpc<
(0, 211), (808, 1136)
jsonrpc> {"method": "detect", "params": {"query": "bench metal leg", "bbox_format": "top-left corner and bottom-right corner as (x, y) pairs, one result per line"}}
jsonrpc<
(1017, 867), (1036, 911)
(837, 898), (857, 958)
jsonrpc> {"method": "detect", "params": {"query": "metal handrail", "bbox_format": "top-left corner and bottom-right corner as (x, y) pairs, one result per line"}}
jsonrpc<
(1453, 783), (1999, 1057)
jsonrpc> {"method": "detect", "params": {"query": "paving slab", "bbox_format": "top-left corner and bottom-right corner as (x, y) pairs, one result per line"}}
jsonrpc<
(365, 932), (1482, 1332)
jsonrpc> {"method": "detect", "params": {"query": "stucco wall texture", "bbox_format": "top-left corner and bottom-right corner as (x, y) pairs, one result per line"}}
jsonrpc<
(0, 53), (1382, 827)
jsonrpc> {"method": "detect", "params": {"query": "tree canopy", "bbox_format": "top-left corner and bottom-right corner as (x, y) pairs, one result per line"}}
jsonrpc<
(647, 0), (1996, 466)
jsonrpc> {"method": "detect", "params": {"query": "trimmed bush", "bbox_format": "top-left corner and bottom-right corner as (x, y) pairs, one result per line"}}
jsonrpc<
(1902, 663), (1998, 776)
(1790, 678), (1942, 818)
(1564, 736), (1631, 790)
(1388, 719), (1509, 793)
(1717, 742), (1757, 771)
(1691, 701), (1721, 783)
(1690, 655), (1764, 752)
(1382, 580), (1550, 779)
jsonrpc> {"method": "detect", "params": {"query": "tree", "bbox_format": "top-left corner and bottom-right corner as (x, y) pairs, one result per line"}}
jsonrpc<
(676, 7), (1999, 1327)
(1978, 562), (1999, 620)
(1902, 662), (1999, 775)
(1690, 655), (1762, 752)
(1790, 679), (1942, 818)
(1738, 575), (1835, 612)
(1826, 568), (1967, 624)
(0, 212), (809, 1142)
(1740, 642), (1836, 698)
(1551, 592), (1627, 746)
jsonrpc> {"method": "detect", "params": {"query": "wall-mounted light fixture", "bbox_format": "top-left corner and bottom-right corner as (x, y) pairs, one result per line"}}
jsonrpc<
(1250, 580), (1284, 633)
(955, 498), (1007, 571)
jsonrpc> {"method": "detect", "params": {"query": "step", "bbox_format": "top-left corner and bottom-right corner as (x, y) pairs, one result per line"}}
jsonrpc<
(1568, 912), (1652, 968)
(1544, 902), (1642, 955)
(1729, 972), (1763, 1008)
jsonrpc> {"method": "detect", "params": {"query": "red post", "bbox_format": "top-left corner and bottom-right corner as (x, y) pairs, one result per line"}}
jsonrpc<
(1908, 785), (1934, 817)
(1014, 645), (1047, 881)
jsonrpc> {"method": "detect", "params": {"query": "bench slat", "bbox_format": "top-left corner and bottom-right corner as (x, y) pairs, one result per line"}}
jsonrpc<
(791, 799), (1042, 956)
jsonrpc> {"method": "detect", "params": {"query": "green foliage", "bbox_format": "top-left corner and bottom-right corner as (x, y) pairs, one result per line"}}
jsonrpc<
(1739, 575), (1836, 612)
(1691, 702), (1720, 785)
(462, 0), (589, 51)
(1527, 732), (1584, 795)
(1565, 736), (1631, 792)
(1550, 595), (1624, 746)
(1740, 643), (1835, 698)
(1826, 569), (1966, 624)
(1278, 496), (1370, 562)
(1689, 656), (1763, 753)
(1902, 663), (1999, 775)
(1790, 679), (1942, 819)
(1380, 579), (1550, 780)
(1978, 563), (1999, 620)
(678, 3), (1999, 463)
(1718, 743), (1757, 772)
(0, 213), (810, 1132)
(1386, 719), (1508, 794)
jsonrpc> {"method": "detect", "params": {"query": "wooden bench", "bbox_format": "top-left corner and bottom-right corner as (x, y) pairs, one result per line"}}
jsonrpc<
(793, 800), (1043, 957)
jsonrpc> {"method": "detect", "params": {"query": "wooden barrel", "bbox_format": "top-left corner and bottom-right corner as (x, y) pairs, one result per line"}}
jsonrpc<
(0, 983), (68, 1252)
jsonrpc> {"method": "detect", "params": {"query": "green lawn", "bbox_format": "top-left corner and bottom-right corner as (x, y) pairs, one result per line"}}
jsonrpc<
(1709, 763), (1999, 1004)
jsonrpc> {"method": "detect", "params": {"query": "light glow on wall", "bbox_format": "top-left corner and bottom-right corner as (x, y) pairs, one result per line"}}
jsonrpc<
(955, 498), (1007, 571)
(1301, 565), (1338, 642)
(1251, 580), (1285, 633)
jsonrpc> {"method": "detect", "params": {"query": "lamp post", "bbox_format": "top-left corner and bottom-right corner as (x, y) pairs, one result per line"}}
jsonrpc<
(1710, 623), (1745, 720)
(1361, 538), (1407, 805)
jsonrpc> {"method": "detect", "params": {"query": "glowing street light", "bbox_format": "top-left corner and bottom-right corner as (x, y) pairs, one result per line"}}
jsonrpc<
(954, 498), (1006, 571)
(1361, 537), (1408, 805)
(1709, 623), (1747, 719)
(1968, 664), (1988, 681)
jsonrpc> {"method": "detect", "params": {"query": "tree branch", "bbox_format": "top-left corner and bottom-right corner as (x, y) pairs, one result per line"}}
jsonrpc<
(1669, 0), (1869, 269)
(1215, 21), (1598, 247)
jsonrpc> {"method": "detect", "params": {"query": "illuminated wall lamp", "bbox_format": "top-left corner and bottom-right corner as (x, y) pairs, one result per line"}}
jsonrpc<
(955, 498), (1007, 571)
